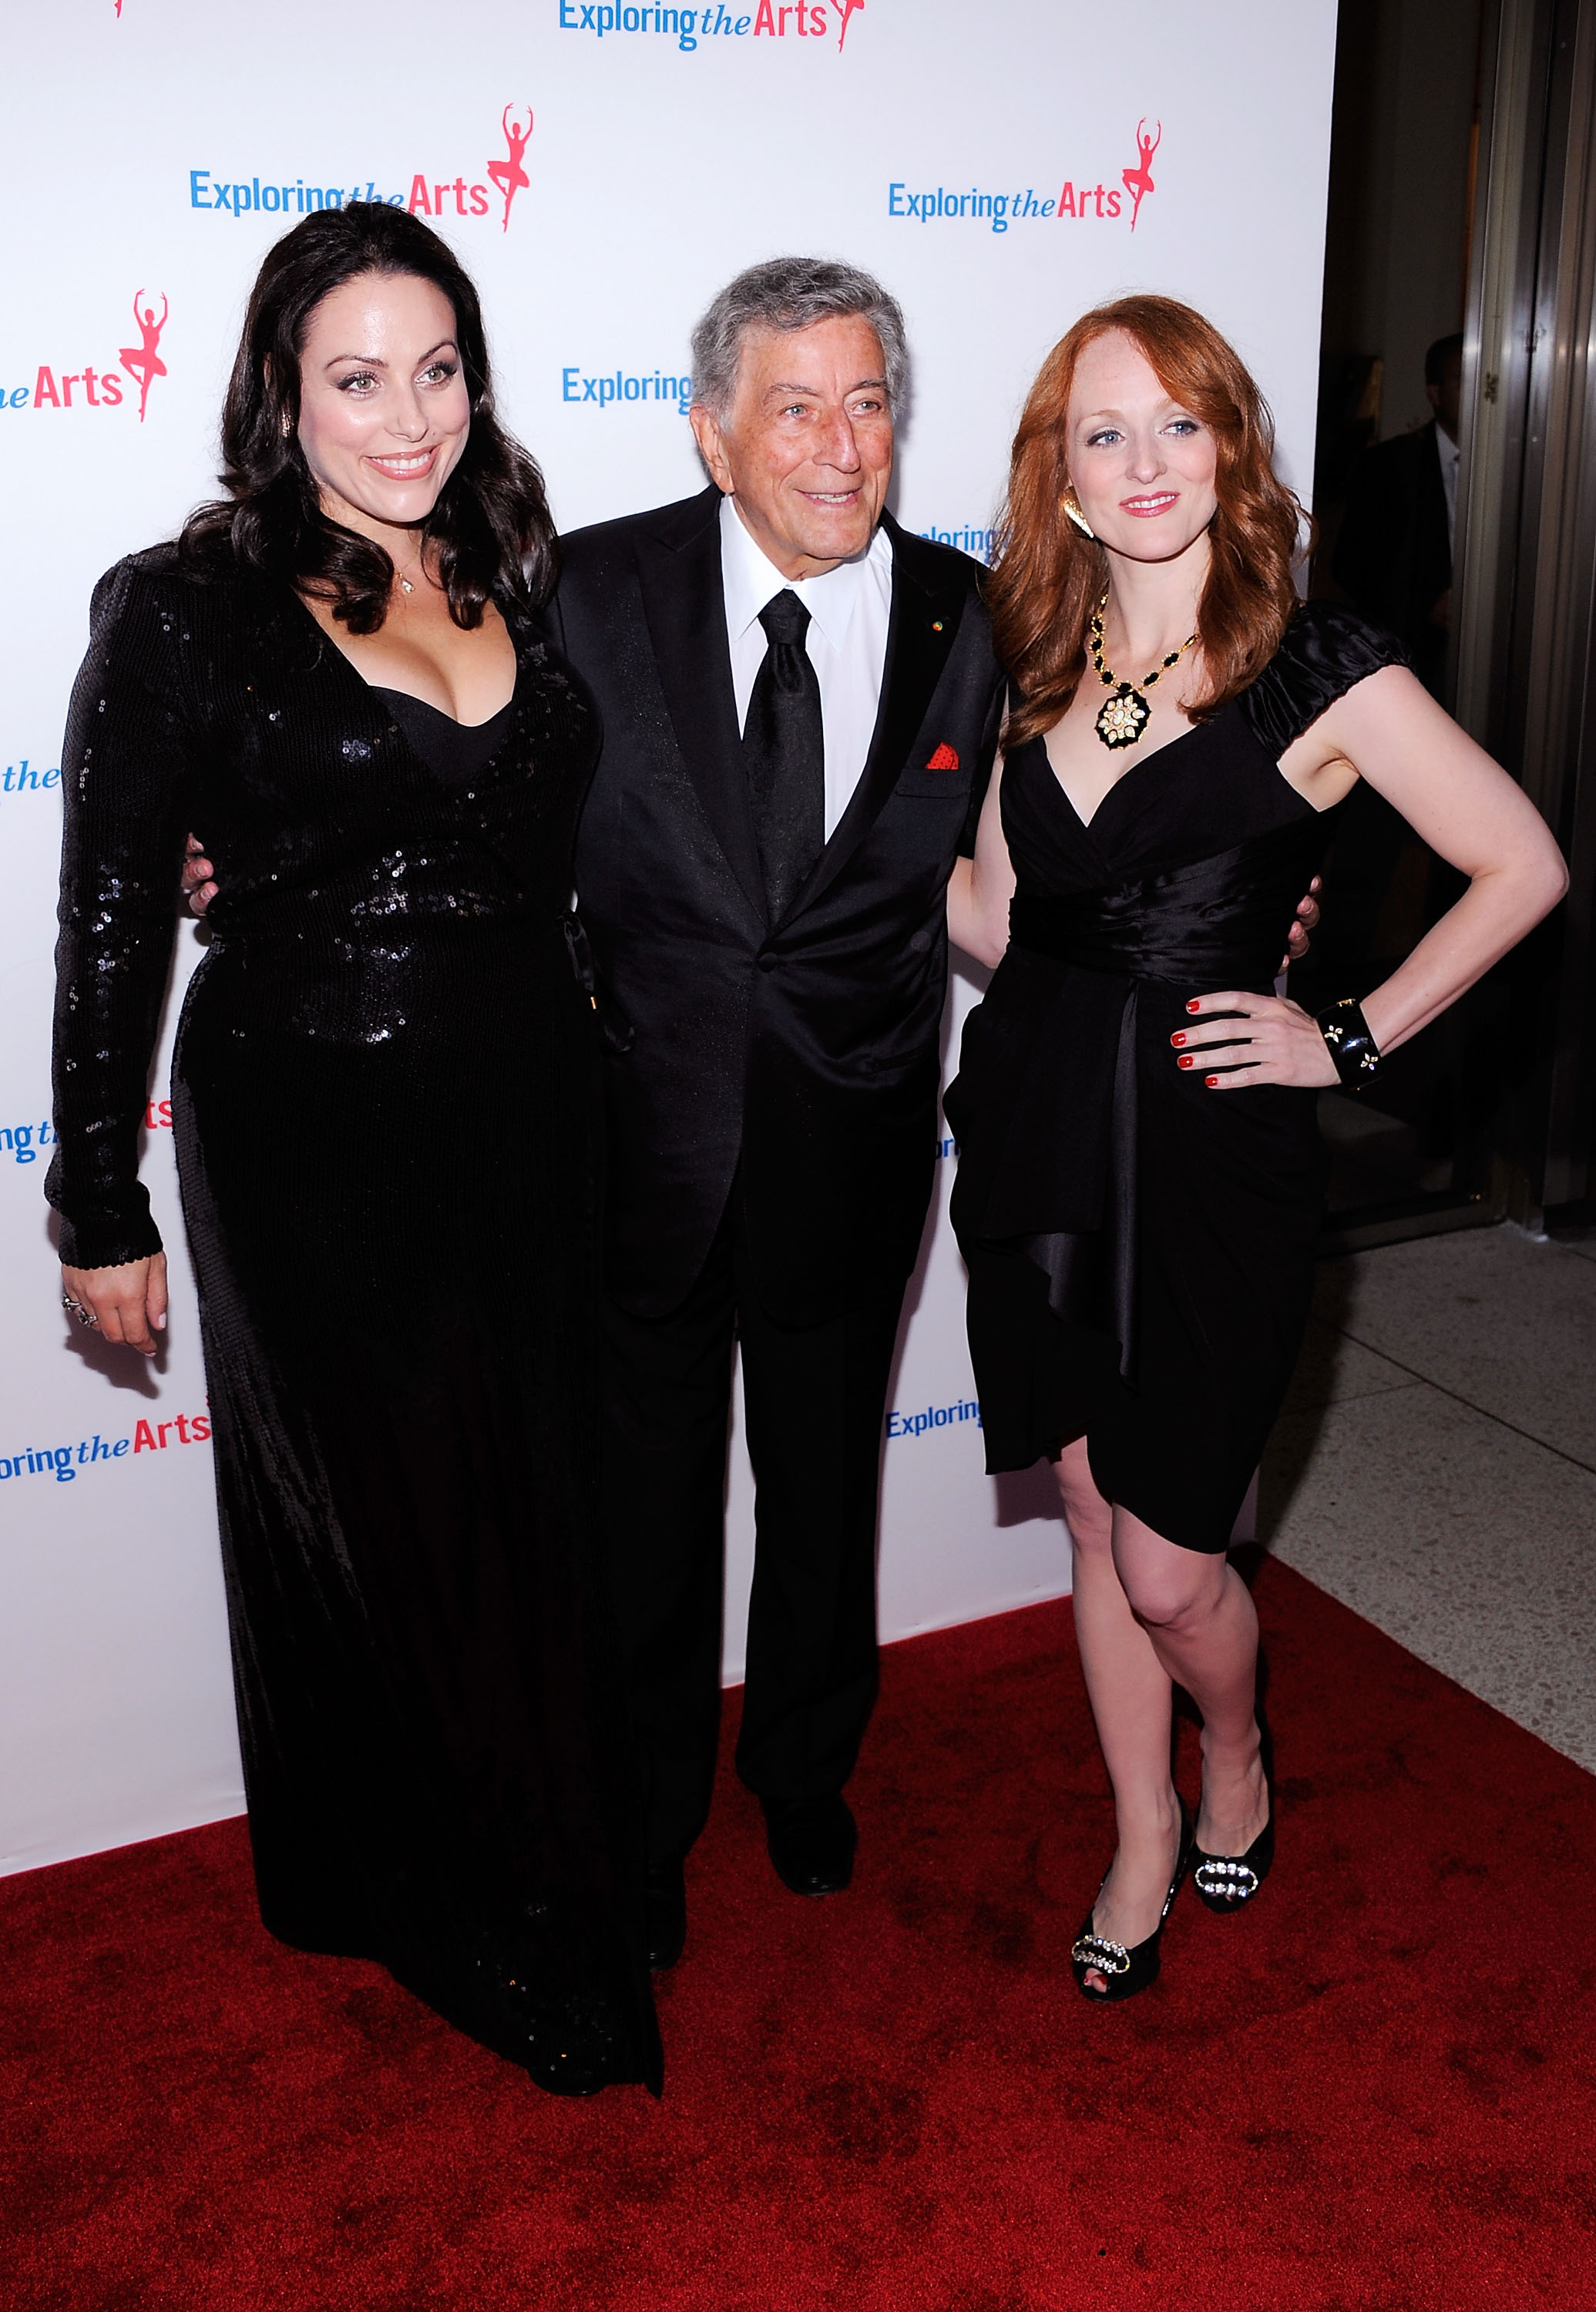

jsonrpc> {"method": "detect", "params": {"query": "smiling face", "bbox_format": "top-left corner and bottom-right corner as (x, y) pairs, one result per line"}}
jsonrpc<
(293, 271), (471, 545)
(1064, 329), (1218, 568)
(689, 314), (895, 579)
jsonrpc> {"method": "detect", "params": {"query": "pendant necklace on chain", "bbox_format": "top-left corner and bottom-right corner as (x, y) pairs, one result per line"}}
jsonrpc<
(1089, 592), (1198, 750)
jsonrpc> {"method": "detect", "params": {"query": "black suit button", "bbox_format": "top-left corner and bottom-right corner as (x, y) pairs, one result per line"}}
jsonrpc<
(757, 953), (778, 973)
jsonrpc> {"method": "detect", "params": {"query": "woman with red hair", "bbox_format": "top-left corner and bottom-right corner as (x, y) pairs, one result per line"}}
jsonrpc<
(946, 297), (1564, 2001)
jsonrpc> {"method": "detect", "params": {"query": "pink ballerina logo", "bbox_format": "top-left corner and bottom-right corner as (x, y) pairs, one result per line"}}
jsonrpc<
(119, 291), (168, 423)
(1123, 119), (1161, 231)
(837, 0), (864, 50)
(488, 106), (533, 234)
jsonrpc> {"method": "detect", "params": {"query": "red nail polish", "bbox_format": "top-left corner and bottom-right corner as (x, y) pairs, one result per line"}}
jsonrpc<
(1186, 1000), (1200, 1013)
(1178, 1055), (1193, 1068)
(1171, 1033), (1186, 1047)
(1205, 1075), (1219, 1087)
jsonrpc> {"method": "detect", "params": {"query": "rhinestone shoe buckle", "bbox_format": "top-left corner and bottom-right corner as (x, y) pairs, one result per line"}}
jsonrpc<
(1070, 1931), (1131, 1974)
(1193, 1857), (1260, 1900)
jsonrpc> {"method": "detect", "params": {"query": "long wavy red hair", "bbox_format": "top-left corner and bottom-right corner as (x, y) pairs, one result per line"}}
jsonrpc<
(988, 295), (1306, 747)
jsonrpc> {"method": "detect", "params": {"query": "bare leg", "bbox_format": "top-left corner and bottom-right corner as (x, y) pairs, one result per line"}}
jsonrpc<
(1110, 1512), (1267, 1867)
(1054, 1439), (1181, 1994)
(1054, 1441), (1266, 1994)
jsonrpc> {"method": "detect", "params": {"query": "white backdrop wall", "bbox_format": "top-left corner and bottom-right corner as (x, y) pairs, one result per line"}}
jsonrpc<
(2, 0), (1338, 1875)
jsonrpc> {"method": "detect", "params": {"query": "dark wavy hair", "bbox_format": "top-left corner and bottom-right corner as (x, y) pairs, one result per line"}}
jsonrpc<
(989, 295), (1306, 747)
(180, 203), (555, 630)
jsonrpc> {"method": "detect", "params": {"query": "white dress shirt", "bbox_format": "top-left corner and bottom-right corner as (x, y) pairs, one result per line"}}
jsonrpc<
(718, 492), (894, 841)
(1436, 421), (1460, 551)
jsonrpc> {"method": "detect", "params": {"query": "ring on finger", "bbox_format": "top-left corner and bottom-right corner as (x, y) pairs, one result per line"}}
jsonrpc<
(62, 1293), (101, 1329)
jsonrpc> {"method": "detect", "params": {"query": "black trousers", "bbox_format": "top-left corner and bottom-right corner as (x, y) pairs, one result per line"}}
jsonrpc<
(600, 1190), (905, 1869)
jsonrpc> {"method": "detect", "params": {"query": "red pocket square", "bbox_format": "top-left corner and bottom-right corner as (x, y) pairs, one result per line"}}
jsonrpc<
(926, 743), (961, 771)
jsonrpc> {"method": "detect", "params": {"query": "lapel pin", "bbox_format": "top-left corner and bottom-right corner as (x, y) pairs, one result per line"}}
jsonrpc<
(931, 620), (944, 632)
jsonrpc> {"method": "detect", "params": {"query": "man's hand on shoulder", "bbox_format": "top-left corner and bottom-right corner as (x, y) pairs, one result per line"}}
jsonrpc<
(182, 835), (217, 919)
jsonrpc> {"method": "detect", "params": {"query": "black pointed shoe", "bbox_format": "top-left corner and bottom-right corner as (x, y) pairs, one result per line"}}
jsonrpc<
(645, 1861), (687, 1971)
(763, 1796), (857, 1896)
(1070, 1798), (1194, 2003)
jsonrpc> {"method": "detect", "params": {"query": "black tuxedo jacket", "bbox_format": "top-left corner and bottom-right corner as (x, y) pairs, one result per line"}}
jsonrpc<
(1332, 420), (1452, 692)
(553, 486), (1005, 1328)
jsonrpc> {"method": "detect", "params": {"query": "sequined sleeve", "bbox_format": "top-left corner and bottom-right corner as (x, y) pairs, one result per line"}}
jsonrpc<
(46, 556), (203, 1269)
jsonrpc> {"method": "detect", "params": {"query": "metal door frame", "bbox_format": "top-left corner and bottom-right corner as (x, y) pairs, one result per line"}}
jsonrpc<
(1451, 0), (1596, 1225)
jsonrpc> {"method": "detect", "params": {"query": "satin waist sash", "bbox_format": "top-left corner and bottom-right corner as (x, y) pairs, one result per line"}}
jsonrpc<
(1001, 818), (1325, 1379)
(1007, 817), (1322, 991)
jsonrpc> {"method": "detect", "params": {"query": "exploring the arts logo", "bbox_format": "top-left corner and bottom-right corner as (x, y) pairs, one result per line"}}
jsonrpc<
(188, 103), (537, 234)
(5, 291), (170, 419)
(888, 117), (1164, 236)
(556, 0), (866, 53)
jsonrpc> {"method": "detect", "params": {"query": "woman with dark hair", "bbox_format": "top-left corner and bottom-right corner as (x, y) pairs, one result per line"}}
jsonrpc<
(48, 204), (661, 2094)
(946, 297), (1564, 2001)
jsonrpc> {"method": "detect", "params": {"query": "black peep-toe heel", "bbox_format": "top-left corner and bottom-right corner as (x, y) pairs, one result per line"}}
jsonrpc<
(1192, 1715), (1275, 1915)
(1070, 1797), (1194, 2003)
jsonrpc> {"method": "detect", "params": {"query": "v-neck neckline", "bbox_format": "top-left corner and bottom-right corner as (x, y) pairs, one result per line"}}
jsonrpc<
(284, 584), (522, 731)
(1041, 718), (1207, 835)
(1037, 705), (1339, 840)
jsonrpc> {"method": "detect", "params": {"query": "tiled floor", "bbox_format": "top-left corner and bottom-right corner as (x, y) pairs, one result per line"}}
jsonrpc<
(1260, 1222), (1596, 1773)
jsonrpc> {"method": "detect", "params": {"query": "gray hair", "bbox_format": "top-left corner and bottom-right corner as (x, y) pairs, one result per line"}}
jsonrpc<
(690, 257), (909, 418)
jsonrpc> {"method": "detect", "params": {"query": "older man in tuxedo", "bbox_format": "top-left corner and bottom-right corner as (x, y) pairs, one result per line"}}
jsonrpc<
(550, 259), (1006, 1967)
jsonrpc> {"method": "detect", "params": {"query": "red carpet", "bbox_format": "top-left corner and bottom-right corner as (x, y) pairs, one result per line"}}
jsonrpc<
(4, 1557), (1594, 2312)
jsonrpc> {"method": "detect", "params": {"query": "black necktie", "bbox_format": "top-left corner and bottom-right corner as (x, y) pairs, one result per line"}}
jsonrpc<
(743, 589), (825, 920)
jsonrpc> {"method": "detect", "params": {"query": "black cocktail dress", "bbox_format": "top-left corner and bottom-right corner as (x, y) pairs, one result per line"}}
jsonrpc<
(946, 603), (1406, 1553)
(48, 549), (661, 2095)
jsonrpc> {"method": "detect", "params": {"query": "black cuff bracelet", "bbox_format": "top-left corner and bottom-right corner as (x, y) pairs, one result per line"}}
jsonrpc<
(1316, 995), (1382, 1090)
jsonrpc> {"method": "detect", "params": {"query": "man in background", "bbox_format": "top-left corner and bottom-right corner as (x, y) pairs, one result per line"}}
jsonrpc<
(1332, 330), (1463, 695)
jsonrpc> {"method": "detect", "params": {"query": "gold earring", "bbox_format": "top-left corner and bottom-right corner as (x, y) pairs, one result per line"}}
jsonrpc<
(1063, 489), (1096, 540)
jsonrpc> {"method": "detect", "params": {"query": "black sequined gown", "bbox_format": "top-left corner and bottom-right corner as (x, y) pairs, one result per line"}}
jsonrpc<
(48, 549), (661, 2095)
(946, 604), (1406, 1553)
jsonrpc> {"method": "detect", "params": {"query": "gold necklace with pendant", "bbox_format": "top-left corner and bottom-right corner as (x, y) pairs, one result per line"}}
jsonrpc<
(1089, 593), (1197, 750)
(395, 542), (426, 596)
